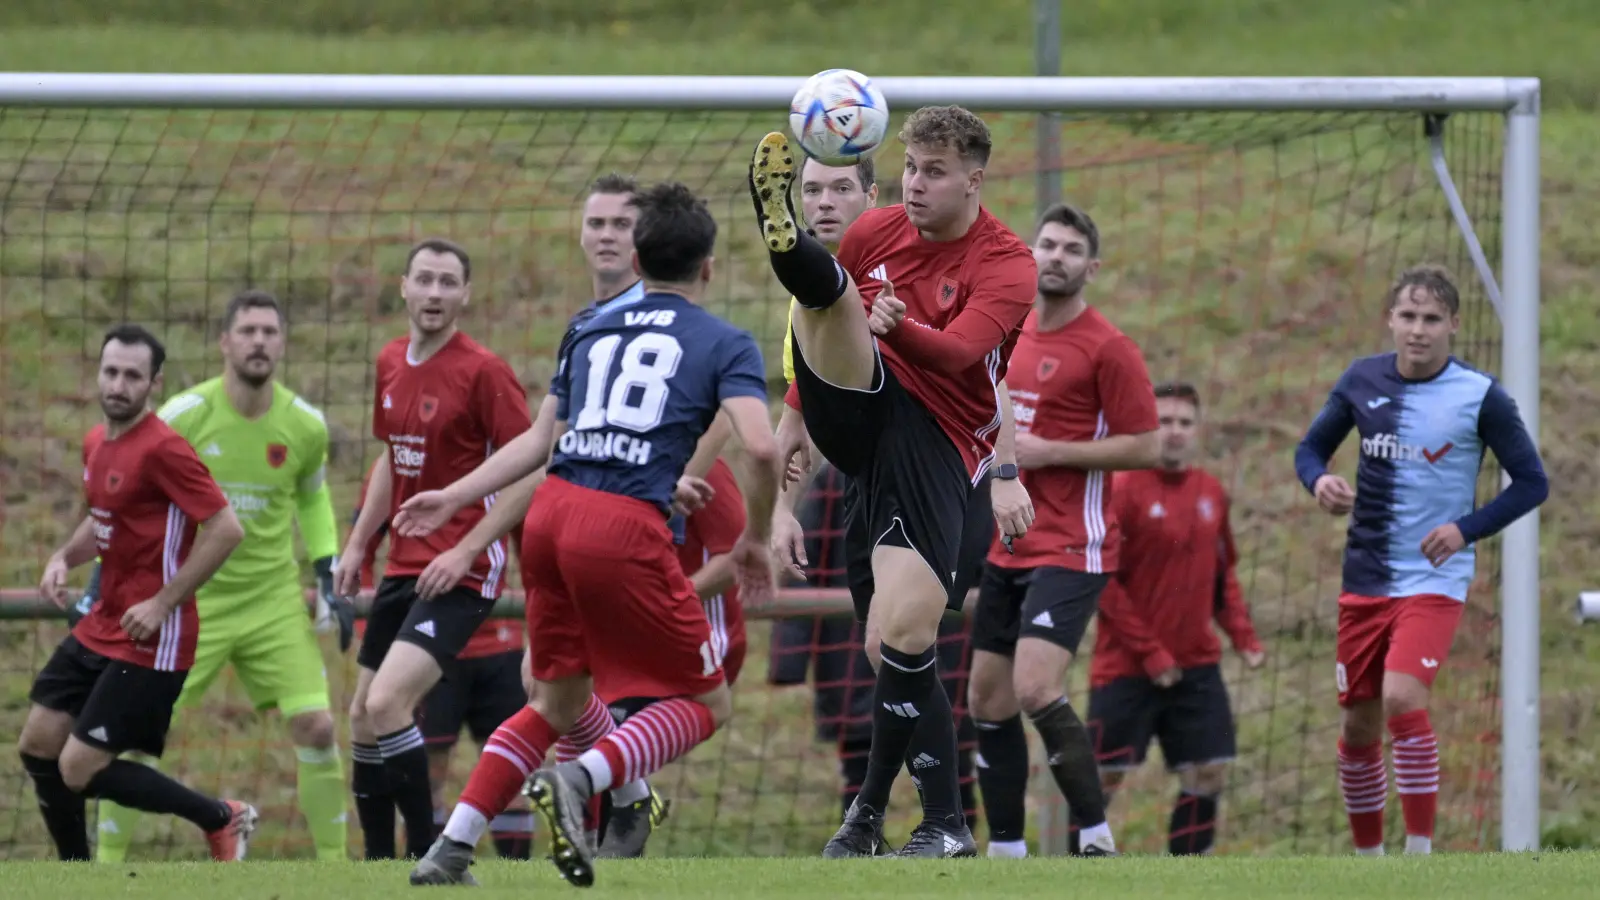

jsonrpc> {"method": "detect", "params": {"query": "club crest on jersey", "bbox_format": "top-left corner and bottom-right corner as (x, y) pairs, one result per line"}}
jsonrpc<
(1037, 356), (1060, 381)
(106, 470), (124, 492)
(267, 443), (289, 468)
(1197, 497), (1215, 521)
(418, 394), (439, 423)
(936, 277), (961, 310)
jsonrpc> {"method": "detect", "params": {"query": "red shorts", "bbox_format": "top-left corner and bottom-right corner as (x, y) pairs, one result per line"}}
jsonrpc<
(1335, 592), (1464, 707)
(701, 593), (747, 688)
(522, 476), (724, 699)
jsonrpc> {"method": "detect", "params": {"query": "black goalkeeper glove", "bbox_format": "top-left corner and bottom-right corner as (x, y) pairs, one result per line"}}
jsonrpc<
(66, 560), (101, 628)
(312, 556), (356, 653)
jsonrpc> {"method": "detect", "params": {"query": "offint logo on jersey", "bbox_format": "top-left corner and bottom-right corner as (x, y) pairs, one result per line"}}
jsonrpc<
(1359, 432), (1453, 464)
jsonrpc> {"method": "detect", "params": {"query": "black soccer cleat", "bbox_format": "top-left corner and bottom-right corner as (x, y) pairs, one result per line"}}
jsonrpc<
(891, 817), (979, 859)
(526, 768), (596, 888)
(596, 781), (669, 858)
(408, 835), (479, 886)
(749, 132), (801, 253)
(822, 801), (894, 859)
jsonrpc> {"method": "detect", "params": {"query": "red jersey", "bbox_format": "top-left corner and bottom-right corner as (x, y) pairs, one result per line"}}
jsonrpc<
(76, 414), (230, 671)
(1089, 467), (1262, 687)
(987, 307), (1157, 574)
(826, 205), (1035, 480)
(371, 332), (533, 599)
(678, 459), (746, 659)
(352, 467), (523, 658)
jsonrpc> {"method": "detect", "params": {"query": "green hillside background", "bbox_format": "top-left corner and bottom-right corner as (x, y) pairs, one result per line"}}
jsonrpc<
(0, 0), (1596, 860)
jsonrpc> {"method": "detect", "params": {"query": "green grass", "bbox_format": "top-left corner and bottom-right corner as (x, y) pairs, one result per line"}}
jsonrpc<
(1, 0), (1598, 862)
(9, 853), (1600, 899)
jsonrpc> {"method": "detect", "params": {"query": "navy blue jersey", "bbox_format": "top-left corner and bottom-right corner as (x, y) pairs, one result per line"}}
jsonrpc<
(549, 290), (767, 514)
(1293, 353), (1547, 602)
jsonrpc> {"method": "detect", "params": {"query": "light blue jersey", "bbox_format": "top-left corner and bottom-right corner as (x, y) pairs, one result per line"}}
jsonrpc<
(1294, 353), (1547, 602)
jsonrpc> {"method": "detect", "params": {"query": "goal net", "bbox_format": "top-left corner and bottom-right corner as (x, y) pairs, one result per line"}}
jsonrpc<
(0, 76), (1536, 859)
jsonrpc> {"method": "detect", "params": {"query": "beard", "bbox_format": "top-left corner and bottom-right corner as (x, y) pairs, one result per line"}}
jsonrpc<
(233, 357), (274, 388)
(1037, 269), (1087, 299)
(99, 394), (144, 424)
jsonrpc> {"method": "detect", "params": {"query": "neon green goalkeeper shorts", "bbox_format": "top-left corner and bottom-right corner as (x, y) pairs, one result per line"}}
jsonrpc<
(178, 580), (332, 718)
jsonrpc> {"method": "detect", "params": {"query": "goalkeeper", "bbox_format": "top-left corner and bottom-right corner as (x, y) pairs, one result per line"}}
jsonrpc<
(89, 290), (356, 862)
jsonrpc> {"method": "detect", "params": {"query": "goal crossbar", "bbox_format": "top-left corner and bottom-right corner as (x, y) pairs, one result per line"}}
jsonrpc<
(0, 72), (1542, 855)
(0, 73), (1538, 112)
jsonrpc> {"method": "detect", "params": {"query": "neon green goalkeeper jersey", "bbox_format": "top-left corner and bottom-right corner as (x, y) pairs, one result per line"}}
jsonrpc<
(157, 377), (340, 603)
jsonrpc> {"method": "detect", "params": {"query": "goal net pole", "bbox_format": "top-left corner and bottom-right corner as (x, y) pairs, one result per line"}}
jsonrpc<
(0, 73), (1541, 854)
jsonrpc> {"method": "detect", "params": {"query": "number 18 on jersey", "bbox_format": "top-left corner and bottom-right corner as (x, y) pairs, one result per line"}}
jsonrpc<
(549, 295), (769, 514)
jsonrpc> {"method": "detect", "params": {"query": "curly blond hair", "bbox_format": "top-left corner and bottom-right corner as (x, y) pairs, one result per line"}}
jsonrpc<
(898, 105), (992, 166)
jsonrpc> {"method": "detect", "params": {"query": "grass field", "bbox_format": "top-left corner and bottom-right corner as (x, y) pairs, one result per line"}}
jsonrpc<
(9, 853), (1600, 899)
(1, 0), (1598, 867)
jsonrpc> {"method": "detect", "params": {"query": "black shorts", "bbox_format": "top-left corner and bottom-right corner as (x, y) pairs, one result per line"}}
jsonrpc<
(792, 334), (979, 622)
(419, 649), (526, 746)
(356, 576), (497, 673)
(28, 635), (188, 758)
(971, 564), (1106, 657)
(842, 473), (994, 623)
(1087, 664), (1238, 772)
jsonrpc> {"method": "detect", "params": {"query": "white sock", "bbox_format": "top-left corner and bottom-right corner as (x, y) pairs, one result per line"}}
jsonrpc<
(611, 779), (650, 806)
(577, 749), (616, 794)
(1078, 821), (1115, 851)
(1356, 844), (1386, 856)
(1405, 835), (1432, 855)
(442, 804), (489, 847)
(987, 839), (1027, 858)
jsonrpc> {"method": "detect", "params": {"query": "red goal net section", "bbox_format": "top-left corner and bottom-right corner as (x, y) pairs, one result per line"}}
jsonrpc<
(0, 75), (1541, 859)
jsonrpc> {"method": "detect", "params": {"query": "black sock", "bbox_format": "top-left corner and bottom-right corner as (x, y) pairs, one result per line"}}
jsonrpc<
(1169, 791), (1219, 855)
(854, 642), (939, 814)
(974, 716), (1029, 842)
(351, 742), (395, 859)
(20, 753), (90, 860)
(768, 230), (848, 310)
(900, 680), (965, 826)
(377, 726), (435, 859)
(838, 737), (871, 818)
(1028, 697), (1107, 828)
(83, 760), (231, 833)
(957, 746), (979, 832)
(492, 810), (535, 860)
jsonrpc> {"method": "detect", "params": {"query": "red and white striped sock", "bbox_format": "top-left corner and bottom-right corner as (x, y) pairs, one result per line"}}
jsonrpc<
(578, 698), (716, 792)
(553, 694), (615, 763)
(1388, 710), (1439, 854)
(446, 706), (559, 847)
(1337, 739), (1387, 854)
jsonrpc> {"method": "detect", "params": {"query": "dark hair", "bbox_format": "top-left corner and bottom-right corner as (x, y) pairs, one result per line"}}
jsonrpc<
(1154, 381), (1201, 410)
(1387, 264), (1460, 315)
(406, 237), (471, 283)
(222, 289), (284, 332)
(1036, 203), (1101, 258)
(852, 158), (877, 191)
(101, 323), (167, 377)
(629, 182), (717, 283)
(589, 172), (639, 196)
(898, 105), (992, 166)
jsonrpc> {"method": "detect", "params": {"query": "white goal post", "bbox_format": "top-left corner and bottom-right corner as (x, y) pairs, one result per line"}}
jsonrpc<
(0, 73), (1541, 853)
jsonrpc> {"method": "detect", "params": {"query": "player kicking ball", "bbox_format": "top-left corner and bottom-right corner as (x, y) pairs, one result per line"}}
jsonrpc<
(1294, 265), (1547, 855)
(750, 107), (1036, 858)
(19, 325), (258, 862)
(395, 182), (780, 888)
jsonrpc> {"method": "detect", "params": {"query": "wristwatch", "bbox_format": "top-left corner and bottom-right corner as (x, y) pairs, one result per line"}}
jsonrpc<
(995, 463), (1019, 480)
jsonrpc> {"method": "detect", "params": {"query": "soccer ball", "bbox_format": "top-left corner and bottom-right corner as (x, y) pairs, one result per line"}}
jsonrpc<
(788, 69), (890, 167)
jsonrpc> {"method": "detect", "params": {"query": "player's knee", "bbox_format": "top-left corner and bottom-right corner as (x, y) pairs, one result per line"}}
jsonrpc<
(1011, 668), (1065, 715)
(528, 684), (587, 733)
(426, 746), (452, 786)
(1185, 763), (1228, 797)
(1380, 683), (1428, 719)
(1340, 702), (1384, 747)
(697, 685), (735, 728)
(17, 709), (69, 760)
(875, 610), (938, 656)
(965, 653), (1018, 722)
(289, 710), (336, 750)
(57, 742), (109, 793)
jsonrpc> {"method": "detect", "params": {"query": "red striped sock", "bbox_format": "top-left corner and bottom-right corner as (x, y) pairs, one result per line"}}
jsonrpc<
(585, 698), (715, 789)
(1337, 739), (1386, 852)
(459, 706), (558, 819)
(553, 694), (615, 763)
(1388, 710), (1439, 847)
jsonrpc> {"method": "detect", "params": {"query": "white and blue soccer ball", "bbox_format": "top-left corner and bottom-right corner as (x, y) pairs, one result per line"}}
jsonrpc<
(789, 69), (890, 167)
